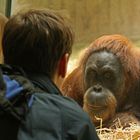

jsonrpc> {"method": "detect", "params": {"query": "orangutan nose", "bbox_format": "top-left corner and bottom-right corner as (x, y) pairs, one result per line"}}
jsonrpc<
(93, 85), (102, 92)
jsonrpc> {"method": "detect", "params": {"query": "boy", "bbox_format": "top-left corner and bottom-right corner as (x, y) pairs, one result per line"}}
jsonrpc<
(2, 9), (99, 140)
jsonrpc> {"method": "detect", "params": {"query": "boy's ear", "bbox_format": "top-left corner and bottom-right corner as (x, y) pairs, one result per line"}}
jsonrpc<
(58, 53), (69, 78)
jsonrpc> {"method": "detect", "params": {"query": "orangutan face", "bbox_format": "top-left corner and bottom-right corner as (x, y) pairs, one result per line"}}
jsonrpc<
(83, 51), (125, 125)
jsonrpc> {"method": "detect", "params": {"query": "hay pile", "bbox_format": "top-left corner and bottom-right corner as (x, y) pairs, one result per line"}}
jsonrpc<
(97, 120), (140, 140)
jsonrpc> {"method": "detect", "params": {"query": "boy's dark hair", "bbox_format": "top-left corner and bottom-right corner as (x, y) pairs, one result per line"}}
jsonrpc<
(2, 9), (74, 78)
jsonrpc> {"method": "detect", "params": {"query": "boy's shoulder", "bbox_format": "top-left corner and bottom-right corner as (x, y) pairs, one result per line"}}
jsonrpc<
(18, 92), (99, 140)
(31, 92), (90, 121)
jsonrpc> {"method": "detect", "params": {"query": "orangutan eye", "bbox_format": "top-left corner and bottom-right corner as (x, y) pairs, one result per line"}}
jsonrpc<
(86, 68), (97, 78)
(104, 72), (111, 79)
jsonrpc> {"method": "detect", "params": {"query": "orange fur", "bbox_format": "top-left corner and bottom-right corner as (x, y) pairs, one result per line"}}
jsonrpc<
(61, 34), (140, 127)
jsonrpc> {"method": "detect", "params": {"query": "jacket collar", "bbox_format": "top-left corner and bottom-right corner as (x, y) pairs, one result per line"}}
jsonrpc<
(27, 73), (62, 95)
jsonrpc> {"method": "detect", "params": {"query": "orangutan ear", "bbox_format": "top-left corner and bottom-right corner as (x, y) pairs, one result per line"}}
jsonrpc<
(58, 53), (69, 78)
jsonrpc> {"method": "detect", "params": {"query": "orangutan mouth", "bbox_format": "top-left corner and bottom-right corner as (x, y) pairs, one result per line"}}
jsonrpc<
(83, 101), (108, 112)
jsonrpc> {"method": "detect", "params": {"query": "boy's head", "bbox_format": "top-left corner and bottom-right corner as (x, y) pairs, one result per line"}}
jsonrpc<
(0, 13), (8, 63)
(2, 9), (74, 82)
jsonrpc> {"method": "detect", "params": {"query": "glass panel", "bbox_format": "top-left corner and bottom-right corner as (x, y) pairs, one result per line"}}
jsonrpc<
(0, 0), (6, 14)
(11, 0), (140, 71)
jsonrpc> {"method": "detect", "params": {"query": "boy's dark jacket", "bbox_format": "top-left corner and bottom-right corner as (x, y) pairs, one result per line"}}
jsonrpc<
(0, 65), (99, 140)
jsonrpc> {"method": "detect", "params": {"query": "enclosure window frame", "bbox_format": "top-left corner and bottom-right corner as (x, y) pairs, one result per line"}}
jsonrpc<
(5, 0), (12, 17)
